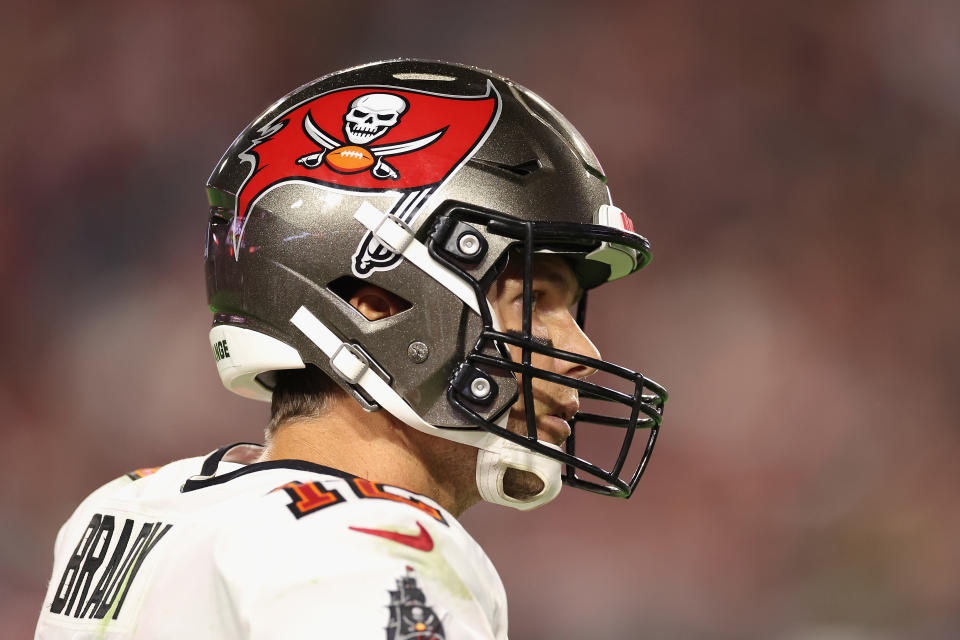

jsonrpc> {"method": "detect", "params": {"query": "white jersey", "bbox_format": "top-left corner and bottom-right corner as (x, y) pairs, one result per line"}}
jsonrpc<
(36, 443), (508, 639)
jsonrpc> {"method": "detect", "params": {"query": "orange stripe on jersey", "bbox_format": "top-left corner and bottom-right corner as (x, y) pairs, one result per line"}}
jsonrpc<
(350, 478), (446, 525)
(271, 481), (303, 493)
(125, 467), (160, 481)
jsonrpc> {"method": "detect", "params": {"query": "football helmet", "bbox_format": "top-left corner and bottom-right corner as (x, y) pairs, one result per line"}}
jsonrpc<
(205, 59), (666, 510)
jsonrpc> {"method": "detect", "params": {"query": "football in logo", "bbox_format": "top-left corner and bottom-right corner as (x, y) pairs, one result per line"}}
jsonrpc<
(325, 145), (375, 173)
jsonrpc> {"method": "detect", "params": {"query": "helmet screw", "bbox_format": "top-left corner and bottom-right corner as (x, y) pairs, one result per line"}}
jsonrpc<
(469, 376), (491, 399)
(407, 341), (429, 363)
(458, 233), (481, 256)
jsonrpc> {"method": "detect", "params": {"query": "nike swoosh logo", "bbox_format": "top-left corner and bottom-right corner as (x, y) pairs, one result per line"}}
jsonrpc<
(348, 521), (434, 552)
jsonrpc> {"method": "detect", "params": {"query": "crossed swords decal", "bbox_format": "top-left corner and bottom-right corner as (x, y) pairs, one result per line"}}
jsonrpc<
(295, 112), (446, 180)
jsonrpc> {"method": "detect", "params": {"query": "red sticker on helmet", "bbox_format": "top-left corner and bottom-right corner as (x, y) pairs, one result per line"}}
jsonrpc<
(235, 83), (501, 231)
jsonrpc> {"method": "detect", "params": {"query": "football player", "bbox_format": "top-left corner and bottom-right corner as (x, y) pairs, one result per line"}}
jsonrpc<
(36, 59), (666, 639)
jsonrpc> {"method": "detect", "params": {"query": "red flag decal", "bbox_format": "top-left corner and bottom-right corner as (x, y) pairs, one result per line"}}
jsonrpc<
(235, 82), (501, 231)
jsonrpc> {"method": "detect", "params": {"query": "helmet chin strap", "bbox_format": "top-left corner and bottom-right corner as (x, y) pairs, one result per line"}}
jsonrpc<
(290, 304), (564, 511)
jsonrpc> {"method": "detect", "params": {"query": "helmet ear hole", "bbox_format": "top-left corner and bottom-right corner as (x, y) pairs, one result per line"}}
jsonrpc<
(327, 276), (412, 320)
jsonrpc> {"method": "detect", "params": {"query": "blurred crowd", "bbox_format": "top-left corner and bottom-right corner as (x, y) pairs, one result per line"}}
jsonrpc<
(2, 1), (958, 638)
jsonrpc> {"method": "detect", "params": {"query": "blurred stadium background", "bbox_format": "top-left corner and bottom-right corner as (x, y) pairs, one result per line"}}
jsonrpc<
(2, 1), (958, 637)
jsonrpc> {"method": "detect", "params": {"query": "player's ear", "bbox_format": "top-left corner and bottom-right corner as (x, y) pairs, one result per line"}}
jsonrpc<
(349, 284), (410, 321)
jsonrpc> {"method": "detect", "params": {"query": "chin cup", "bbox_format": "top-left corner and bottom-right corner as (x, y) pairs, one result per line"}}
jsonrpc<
(475, 439), (563, 511)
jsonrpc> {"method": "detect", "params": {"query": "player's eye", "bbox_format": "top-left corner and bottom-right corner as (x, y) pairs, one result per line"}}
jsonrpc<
(515, 290), (541, 308)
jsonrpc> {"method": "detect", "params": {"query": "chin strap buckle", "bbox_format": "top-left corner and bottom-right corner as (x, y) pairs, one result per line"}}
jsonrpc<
(329, 343), (370, 385)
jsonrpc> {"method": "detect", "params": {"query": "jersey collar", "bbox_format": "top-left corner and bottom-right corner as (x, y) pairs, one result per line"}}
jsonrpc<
(180, 442), (358, 493)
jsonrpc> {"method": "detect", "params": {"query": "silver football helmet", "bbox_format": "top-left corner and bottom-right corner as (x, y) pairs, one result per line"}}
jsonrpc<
(205, 59), (666, 509)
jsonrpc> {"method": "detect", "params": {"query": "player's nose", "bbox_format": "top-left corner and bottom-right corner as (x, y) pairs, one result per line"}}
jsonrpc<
(553, 313), (601, 380)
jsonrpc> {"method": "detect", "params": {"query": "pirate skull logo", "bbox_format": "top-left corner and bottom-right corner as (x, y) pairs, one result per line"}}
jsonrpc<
(295, 91), (443, 181)
(343, 93), (408, 144)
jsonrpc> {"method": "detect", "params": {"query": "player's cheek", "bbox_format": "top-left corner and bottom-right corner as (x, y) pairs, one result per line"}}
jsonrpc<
(533, 307), (554, 338)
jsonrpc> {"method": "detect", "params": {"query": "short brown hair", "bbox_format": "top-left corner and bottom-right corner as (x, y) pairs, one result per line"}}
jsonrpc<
(266, 365), (339, 438)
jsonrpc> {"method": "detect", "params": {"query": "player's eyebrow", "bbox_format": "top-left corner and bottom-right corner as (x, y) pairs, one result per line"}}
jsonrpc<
(506, 330), (554, 348)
